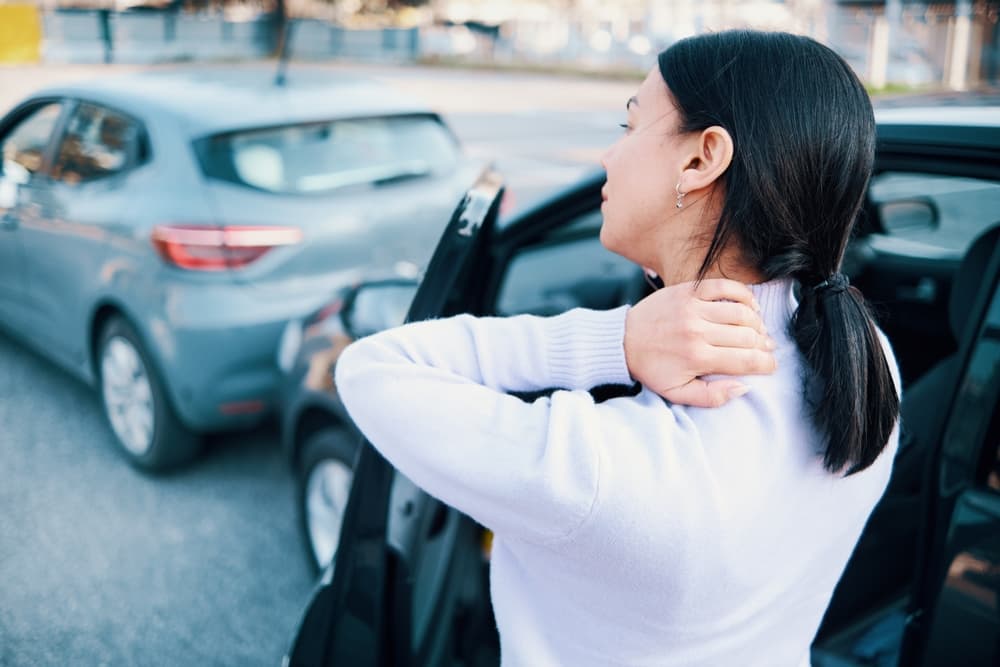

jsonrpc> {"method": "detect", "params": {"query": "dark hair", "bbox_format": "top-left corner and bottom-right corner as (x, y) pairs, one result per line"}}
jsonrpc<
(658, 30), (899, 475)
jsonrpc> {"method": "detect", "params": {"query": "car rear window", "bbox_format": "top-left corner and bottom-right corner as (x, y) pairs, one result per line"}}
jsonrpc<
(195, 115), (459, 194)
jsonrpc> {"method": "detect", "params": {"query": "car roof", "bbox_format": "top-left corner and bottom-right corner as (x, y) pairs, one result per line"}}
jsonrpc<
(875, 105), (1000, 151)
(33, 66), (438, 137)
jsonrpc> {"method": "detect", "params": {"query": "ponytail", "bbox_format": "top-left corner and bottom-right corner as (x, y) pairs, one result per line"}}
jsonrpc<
(792, 277), (900, 474)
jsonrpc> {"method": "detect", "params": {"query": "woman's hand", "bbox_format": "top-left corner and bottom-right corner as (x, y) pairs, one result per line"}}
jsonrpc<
(624, 279), (777, 408)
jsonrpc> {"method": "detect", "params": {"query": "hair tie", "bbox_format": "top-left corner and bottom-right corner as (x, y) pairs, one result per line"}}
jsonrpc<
(813, 273), (850, 296)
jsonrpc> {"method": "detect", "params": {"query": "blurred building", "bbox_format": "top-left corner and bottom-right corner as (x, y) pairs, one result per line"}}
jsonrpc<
(10, 0), (1000, 87)
(425, 0), (998, 86)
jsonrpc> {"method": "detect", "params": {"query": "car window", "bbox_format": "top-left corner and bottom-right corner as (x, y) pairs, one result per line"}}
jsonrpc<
(1, 102), (63, 182)
(869, 172), (1000, 256)
(51, 103), (145, 185)
(495, 208), (642, 316)
(195, 115), (459, 194)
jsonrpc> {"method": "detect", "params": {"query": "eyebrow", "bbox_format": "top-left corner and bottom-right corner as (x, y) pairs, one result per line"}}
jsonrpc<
(626, 96), (639, 110)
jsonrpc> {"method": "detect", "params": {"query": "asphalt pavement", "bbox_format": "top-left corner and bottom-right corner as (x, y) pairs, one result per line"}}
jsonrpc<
(0, 331), (314, 666)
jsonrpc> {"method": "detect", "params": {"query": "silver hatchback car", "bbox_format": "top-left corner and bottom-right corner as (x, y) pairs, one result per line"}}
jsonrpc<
(0, 67), (484, 470)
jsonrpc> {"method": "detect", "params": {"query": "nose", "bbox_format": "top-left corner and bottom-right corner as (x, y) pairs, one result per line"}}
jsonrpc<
(599, 143), (613, 171)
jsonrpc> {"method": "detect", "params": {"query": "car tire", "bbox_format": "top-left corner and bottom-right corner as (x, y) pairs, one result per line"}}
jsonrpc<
(297, 427), (358, 572)
(97, 316), (200, 472)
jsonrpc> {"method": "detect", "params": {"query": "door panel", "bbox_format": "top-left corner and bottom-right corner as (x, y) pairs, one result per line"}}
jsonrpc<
(0, 101), (65, 331)
(285, 169), (504, 667)
(20, 101), (145, 366)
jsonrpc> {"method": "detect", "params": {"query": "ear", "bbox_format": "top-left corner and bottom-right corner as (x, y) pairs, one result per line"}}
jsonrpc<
(678, 126), (734, 193)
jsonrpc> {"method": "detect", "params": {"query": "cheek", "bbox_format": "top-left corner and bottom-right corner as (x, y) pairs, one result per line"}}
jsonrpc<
(609, 144), (670, 213)
(601, 139), (675, 256)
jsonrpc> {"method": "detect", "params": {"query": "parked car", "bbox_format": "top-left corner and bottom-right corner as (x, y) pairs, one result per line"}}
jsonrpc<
(0, 66), (485, 470)
(279, 105), (1000, 665)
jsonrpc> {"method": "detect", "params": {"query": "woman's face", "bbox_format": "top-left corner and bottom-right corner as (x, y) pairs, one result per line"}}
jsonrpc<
(599, 68), (699, 279)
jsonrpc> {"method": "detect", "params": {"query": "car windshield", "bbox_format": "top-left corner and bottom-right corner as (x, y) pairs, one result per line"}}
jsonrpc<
(196, 115), (459, 194)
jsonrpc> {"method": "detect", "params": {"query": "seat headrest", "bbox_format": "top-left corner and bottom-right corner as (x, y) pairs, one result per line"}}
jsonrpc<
(950, 224), (1000, 339)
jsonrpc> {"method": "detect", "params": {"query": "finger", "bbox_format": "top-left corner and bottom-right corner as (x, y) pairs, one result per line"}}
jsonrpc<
(694, 279), (759, 310)
(699, 301), (767, 333)
(661, 379), (751, 408)
(696, 345), (778, 376)
(702, 322), (775, 350)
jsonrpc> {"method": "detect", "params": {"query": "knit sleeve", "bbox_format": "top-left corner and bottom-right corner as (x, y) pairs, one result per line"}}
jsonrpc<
(333, 306), (634, 545)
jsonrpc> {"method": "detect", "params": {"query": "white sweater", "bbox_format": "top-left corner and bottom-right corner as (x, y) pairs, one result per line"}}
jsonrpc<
(334, 279), (901, 667)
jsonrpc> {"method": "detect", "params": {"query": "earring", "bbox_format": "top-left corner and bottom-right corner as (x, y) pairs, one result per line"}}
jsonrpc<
(675, 182), (686, 209)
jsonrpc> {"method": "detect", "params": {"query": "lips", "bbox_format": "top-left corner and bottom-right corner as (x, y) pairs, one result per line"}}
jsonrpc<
(601, 188), (608, 202)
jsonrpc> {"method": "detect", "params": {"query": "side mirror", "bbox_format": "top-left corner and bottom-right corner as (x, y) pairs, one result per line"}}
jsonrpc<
(341, 279), (419, 339)
(878, 198), (938, 234)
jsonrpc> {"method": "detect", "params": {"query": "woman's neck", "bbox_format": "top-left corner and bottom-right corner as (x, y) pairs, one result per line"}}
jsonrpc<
(653, 247), (766, 287)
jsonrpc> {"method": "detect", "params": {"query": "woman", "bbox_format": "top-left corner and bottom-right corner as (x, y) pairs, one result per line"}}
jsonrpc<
(336, 30), (901, 666)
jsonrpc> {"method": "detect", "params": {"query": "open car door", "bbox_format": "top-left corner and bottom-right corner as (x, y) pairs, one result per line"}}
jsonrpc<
(284, 169), (505, 667)
(901, 233), (1000, 666)
(814, 227), (1000, 666)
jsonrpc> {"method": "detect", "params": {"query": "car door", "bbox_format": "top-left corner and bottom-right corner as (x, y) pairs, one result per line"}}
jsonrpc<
(0, 99), (67, 332)
(285, 169), (506, 667)
(19, 100), (148, 368)
(284, 171), (643, 667)
(812, 221), (1000, 667)
(901, 245), (1000, 667)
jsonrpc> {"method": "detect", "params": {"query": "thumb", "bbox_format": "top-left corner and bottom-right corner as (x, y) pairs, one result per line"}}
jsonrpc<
(660, 379), (751, 408)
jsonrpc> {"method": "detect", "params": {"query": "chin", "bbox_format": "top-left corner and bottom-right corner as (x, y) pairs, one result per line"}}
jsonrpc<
(598, 223), (620, 254)
(599, 227), (638, 265)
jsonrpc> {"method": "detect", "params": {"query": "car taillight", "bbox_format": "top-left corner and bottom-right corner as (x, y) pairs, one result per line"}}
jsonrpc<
(151, 225), (303, 271)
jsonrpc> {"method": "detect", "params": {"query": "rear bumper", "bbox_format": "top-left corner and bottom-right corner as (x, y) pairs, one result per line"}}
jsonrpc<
(147, 275), (350, 432)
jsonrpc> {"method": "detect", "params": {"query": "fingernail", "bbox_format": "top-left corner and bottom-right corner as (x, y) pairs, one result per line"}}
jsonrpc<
(765, 337), (776, 350)
(728, 385), (751, 399)
(752, 298), (761, 312)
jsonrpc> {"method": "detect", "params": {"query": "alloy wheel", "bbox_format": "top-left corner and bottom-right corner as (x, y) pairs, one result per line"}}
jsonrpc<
(305, 458), (354, 568)
(101, 336), (155, 457)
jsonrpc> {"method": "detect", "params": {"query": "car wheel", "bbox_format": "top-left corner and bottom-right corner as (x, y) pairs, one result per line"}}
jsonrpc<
(98, 316), (199, 471)
(298, 427), (358, 572)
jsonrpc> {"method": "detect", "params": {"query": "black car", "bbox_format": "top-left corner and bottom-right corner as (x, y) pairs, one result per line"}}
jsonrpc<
(279, 107), (1000, 666)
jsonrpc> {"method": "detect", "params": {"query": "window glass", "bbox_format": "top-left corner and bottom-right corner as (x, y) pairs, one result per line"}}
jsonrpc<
(51, 103), (142, 185)
(869, 172), (1000, 255)
(196, 115), (459, 194)
(1, 102), (63, 181)
(496, 208), (642, 316)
